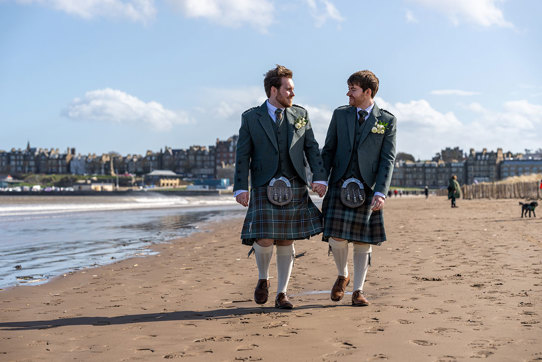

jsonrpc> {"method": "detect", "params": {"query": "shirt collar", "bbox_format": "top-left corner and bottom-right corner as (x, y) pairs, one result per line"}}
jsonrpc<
(357, 103), (374, 119)
(266, 99), (285, 122)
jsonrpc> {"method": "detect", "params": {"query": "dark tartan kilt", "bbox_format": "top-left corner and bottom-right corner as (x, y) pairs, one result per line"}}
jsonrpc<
(241, 180), (323, 246)
(322, 183), (386, 245)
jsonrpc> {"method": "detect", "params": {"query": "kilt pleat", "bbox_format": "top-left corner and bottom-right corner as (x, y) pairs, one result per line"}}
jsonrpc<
(322, 184), (386, 245)
(241, 181), (323, 245)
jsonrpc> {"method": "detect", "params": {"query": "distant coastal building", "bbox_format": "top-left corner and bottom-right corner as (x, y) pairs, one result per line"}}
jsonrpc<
(500, 159), (542, 178)
(464, 148), (503, 184)
(3, 140), (540, 188)
(144, 170), (182, 187)
(391, 147), (541, 188)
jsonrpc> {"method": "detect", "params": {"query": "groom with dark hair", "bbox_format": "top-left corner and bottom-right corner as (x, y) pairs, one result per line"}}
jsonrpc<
(321, 70), (397, 306)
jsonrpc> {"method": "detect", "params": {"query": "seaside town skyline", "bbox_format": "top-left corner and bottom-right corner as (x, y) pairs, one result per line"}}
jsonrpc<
(1, 1), (541, 160)
(2, 139), (541, 189)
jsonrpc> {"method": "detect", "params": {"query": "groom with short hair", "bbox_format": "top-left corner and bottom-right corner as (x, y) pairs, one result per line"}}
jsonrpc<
(321, 70), (397, 306)
(234, 65), (327, 309)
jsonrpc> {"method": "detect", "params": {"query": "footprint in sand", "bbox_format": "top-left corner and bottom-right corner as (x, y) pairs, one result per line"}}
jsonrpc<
(471, 350), (494, 358)
(429, 308), (449, 315)
(368, 353), (389, 360)
(365, 326), (385, 334)
(436, 356), (458, 362)
(425, 327), (461, 335)
(332, 341), (357, 349)
(322, 350), (356, 360)
(410, 340), (435, 346)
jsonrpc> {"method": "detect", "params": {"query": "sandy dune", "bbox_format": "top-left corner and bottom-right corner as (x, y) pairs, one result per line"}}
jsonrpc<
(1, 197), (541, 361)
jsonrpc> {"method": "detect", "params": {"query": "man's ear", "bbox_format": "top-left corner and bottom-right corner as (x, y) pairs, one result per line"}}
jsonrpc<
(365, 88), (372, 98)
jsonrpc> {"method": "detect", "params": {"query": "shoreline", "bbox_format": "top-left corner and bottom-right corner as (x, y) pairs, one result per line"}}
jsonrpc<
(1, 197), (541, 361)
(0, 189), (223, 197)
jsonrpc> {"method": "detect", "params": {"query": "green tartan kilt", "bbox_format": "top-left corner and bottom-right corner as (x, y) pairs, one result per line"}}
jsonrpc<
(322, 183), (386, 245)
(241, 180), (323, 246)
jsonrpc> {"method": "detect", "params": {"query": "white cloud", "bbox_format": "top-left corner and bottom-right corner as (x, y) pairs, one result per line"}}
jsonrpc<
(470, 99), (542, 130)
(167, 0), (274, 32)
(376, 96), (542, 158)
(305, 0), (344, 27)
(378, 97), (462, 132)
(15, 0), (156, 23)
(431, 89), (481, 96)
(405, 9), (418, 23)
(409, 0), (513, 28)
(64, 88), (190, 131)
(196, 86), (267, 123)
(301, 103), (333, 144)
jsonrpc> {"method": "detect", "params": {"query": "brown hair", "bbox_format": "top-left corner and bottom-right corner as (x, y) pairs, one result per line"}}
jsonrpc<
(347, 70), (379, 98)
(264, 65), (293, 98)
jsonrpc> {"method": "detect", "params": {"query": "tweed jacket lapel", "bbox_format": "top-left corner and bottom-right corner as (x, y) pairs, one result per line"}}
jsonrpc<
(346, 106), (356, 148)
(285, 106), (297, 150)
(358, 103), (382, 146)
(257, 101), (278, 151)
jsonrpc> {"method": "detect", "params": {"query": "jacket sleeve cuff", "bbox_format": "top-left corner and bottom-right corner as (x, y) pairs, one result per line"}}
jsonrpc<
(312, 180), (328, 186)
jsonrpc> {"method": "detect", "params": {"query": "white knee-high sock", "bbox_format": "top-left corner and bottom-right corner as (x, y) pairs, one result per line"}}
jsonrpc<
(329, 238), (349, 277)
(353, 243), (372, 292)
(253, 243), (273, 280)
(276, 244), (295, 294)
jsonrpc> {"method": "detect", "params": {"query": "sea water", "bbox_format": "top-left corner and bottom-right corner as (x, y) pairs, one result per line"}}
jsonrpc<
(0, 193), (244, 289)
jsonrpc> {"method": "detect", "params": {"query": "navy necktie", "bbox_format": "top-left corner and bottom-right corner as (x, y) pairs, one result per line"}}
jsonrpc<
(358, 109), (368, 125)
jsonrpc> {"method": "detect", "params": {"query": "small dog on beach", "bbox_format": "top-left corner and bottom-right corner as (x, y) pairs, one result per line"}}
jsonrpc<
(519, 201), (538, 218)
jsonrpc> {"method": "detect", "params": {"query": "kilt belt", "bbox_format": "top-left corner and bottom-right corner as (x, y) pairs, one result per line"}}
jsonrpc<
(322, 181), (386, 245)
(241, 177), (323, 246)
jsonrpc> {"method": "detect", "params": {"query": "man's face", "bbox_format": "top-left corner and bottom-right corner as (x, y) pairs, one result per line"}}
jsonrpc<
(347, 83), (371, 108)
(274, 77), (295, 108)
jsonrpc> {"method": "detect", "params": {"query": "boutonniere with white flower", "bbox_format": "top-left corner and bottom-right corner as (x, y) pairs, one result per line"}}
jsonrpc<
(371, 120), (389, 134)
(294, 116), (308, 130)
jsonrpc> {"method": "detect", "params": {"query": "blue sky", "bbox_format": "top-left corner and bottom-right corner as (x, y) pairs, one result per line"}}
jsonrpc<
(1, 0), (541, 160)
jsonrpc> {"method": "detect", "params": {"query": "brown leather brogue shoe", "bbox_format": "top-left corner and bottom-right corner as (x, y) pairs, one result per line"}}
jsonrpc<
(275, 292), (293, 309)
(330, 275), (350, 301)
(254, 279), (269, 304)
(352, 290), (369, 306)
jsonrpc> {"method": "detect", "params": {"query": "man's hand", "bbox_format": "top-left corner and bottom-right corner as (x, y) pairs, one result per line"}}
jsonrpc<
(311, 183), (327, 197)
(370, 194), (385, 211)
(236, 191), (249, 207)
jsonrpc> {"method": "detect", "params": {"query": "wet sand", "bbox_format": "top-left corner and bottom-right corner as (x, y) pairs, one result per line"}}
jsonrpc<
(1, 197), (541, 361)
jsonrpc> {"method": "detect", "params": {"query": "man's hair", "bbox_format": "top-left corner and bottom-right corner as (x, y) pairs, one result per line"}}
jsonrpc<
(264, 65), (293, 98)
(347, 70), (379, 98)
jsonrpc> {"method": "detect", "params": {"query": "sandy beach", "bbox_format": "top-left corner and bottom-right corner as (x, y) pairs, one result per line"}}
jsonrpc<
(1, 197), (541, 361)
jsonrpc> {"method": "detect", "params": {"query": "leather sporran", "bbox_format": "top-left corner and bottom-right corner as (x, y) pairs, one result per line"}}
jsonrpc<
(340, 178), (366, 208)
(267, 177), (293, 206)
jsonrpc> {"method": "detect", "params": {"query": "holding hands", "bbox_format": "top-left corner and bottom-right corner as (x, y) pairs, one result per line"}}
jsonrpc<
(311, 183), (327, 197)
(370, 194), (385, 211)
(236, 191), (249, 207)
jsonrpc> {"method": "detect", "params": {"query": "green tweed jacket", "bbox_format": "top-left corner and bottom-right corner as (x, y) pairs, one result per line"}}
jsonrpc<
(321, 103), (397, 195)
(234, 101), (326, 191)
